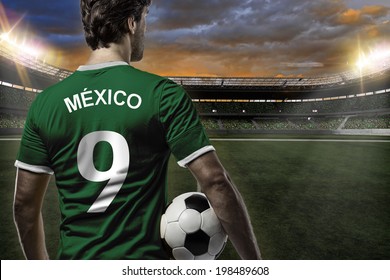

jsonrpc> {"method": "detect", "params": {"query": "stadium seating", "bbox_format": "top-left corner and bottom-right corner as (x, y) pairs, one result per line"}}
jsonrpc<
(221, 119), (257, 130)
(194, 93), (390, 115)
(200, 115), (390, 130)
(0, 85), (37, 110)
(343, 116), (389, 129)
(0, 113), (25, 128)
(1, 83), (389, 130)
(1, 34), (389, 133)
(1, 42), (390, 132)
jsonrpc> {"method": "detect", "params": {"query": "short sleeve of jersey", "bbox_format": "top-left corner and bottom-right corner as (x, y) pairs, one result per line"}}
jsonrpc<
(159, 80), (214, 167)
(15, 98), (54, 174)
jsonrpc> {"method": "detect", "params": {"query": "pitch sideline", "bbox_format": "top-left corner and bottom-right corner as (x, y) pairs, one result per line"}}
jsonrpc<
(210, 138), (390, 143)
(2, 137), (390, 143)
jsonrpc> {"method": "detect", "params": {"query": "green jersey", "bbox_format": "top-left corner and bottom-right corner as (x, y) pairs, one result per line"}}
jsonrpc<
(15, 61), (214, 259)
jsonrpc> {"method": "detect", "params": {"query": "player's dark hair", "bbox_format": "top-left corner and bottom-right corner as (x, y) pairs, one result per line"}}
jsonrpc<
(80, 0), (151, 50)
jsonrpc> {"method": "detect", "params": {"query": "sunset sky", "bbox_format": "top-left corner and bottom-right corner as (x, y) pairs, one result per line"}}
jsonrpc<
(1, 0), (389, 77)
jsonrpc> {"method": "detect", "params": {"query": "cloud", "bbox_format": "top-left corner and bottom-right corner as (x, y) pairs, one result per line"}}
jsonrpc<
(3, 0), (83, 47)
(150, 0), (238, 30)
(361, 5), (390, 17)
(336, 8), (365, 25)
(2, 0), (390, 76)
(333, 5), (390, 25)
(281, 62), (324, 68)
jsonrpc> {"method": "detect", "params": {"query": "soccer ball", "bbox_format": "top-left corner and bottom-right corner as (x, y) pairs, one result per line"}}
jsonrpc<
(160, 192), (228, 260)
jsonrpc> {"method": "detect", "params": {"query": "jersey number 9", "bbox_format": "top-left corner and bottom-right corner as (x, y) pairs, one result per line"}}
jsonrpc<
(77, 131), (129, 213)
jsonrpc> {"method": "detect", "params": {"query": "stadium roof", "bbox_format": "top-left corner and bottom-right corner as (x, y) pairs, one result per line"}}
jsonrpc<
(0, 38), (72, 81)
(169, 66), (390, 90)
(1, 36), (390, 90)
(170, 74), (346, 89)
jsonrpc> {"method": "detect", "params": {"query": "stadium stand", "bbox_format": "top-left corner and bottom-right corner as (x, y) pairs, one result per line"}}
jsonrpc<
(0, 84), (37, 112)
(0, 112), (25, 128)
(343, 115), (390, 129)
(1, 35), (390, 135)
(200, 115), (389, 131)
(194, 92), (390, 115)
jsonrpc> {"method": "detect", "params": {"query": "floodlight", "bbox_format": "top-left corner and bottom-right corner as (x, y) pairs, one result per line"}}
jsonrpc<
(0, 31), (42, 58)
(0, 32), (10, 41)
(356, 45), (390, 71)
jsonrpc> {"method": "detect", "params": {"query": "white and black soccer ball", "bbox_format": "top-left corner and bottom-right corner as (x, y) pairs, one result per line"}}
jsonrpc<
(160, 192), (228, 260)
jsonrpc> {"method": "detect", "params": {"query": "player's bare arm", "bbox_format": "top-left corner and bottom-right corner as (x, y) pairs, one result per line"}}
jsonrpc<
(187, 151), (261, 260)
(14, 168), (51, 260)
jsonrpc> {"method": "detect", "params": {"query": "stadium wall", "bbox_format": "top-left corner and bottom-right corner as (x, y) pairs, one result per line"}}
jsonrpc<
(185, 70), (390, 100)
(2, 128), (389, 137)
(0, 128), (23, 135)
(205, 129), (390, 136)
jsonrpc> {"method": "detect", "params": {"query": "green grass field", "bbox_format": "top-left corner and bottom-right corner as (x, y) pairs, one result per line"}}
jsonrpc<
(1, 134), (389, 260)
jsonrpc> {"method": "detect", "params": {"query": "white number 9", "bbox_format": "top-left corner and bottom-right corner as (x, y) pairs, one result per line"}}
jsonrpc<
(77, 131), (129, 213)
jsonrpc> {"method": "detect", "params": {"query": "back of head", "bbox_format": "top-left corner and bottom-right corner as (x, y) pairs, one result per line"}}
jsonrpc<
(80, 0), (151, 50)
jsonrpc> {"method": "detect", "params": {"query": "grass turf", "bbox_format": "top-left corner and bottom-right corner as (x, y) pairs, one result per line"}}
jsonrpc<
(1, 134), (389, 259)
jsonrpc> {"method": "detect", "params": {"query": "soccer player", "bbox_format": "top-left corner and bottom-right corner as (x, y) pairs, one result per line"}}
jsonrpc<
(13, 0), (261, 260)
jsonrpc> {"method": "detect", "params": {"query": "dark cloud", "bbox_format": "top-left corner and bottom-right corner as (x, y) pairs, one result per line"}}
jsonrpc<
(150, 0), (238, 30)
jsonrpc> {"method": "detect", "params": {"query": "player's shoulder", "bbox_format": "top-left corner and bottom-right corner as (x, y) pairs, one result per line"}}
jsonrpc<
(129, 66), (179, 89)
(30, 80), (62, 105)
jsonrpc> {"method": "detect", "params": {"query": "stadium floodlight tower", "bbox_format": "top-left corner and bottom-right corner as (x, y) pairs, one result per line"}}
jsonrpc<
(0, 31), (72, 81)
(0, 32), (41, 58)
(355, 45), (390, 75)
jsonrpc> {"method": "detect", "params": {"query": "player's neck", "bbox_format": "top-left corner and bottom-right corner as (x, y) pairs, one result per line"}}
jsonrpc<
(86, 40), (131, 66)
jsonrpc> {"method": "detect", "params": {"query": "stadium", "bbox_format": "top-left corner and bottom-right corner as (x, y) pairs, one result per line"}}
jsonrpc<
(1, 32), (389, 135)
(1, 33), (389, 260)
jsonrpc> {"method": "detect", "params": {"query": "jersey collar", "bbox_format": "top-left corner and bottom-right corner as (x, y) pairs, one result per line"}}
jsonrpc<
(77, 61), (129, 71)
